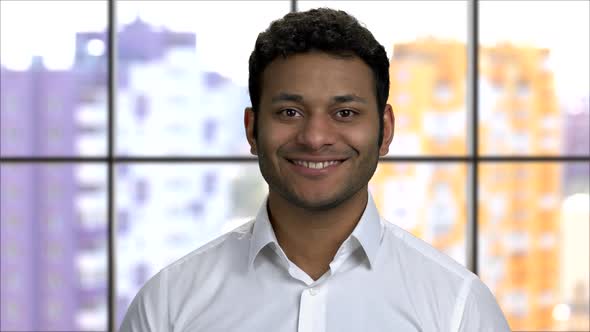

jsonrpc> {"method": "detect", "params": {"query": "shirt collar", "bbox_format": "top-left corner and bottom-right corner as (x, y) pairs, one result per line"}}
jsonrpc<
(248, 191), (383, 269)
(248, 198), (279, 268)
(349, 191), (382, 268)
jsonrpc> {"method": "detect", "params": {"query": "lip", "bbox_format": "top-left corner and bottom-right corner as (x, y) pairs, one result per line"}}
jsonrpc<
(285, 157), (346, 177)
(285, 156), (349, 162)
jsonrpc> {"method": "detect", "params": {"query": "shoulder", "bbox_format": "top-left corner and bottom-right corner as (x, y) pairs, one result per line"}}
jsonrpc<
(379, 219), (476, 313)
(154, 219), (255, 291)
(456, 277), (511, 331)
(379, 219), (509, 332)
(119, 220), (255, 332)
(380, 217), (475, 283)
(167, 220), (254, 272)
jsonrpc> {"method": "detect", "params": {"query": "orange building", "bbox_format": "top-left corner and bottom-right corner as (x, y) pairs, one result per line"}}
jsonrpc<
(479, 44), (561, 331)
(372, 39), (563, 331)
(372, 38), (467, 262)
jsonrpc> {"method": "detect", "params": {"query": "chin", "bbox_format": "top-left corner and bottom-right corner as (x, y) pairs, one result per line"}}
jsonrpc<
(287, 190), (357, 212)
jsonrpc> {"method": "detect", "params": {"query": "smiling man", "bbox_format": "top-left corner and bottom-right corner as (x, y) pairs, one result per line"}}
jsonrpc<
(120, 8), (510, 332)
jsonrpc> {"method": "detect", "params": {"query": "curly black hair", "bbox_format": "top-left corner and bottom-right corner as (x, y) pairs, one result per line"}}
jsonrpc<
(248, 7), (390, 145)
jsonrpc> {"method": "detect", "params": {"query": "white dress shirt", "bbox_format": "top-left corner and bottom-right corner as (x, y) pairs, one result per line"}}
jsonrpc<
(120, 192), (510, 332)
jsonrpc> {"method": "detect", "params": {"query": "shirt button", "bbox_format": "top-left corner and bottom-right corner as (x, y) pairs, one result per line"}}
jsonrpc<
(308, 287), (318, 296)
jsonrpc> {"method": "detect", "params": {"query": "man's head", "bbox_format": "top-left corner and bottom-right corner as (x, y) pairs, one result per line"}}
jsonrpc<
(248, 8), (390, 144)
(244, 8), (394, 211)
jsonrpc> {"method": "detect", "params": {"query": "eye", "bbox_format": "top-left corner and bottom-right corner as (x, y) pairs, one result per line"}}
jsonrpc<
(335, 109), (355, 118)
(279, 108), (302, 118)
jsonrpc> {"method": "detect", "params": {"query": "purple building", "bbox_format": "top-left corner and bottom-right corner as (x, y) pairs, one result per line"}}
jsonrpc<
(1, 57), (80, 156)
(563, 97), (590, 194)
(1, 58), (83, 330)
(1, 18), (200, 330)
(74, 17), (196, 88)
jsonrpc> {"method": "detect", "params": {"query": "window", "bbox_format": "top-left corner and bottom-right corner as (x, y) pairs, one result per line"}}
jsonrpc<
(1, 1), (588, 331)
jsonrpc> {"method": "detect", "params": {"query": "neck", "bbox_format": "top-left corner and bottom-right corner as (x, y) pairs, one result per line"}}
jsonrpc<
(267, 188), (368, 280)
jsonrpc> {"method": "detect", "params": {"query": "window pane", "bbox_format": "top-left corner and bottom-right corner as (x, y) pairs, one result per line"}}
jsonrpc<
(371, 162), (467, 265)
(298, 1), (468, 156)
(478, 162), (590, 331)
(479, 0), (590, 156)
(0, 164), (108, 331)
(0, 1), (108, 157)
(114, 1), (290, 156)
(115, 162), (267, 327)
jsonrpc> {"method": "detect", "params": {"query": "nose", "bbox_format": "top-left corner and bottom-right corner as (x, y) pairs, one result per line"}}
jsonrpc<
(295, 113), (336, 151)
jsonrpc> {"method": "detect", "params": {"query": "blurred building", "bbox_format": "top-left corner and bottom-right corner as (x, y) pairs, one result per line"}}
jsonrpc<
(0, 17), (250, 330)
(372, 38), (468, 264)
(0, 54), (108, 330)
(478, 43), (562, 331)
(564, 96), (589, 156)
(104, 19), (251, 324)
(372, 39), (588, 331)
(564, 96), (590, 191)
(561, 96), (590, 331)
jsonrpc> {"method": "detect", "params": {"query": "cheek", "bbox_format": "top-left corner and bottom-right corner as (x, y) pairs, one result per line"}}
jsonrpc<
(262, 122), (289, 136)
(257, 123), (295, 152)
(345, 123), (380, 148)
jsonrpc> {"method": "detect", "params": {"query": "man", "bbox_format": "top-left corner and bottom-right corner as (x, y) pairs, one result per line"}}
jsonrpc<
(120, 8), (510, 332)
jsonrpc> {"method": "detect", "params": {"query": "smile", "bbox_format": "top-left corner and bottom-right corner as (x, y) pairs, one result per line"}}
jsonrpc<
(288, 160), (343, 169)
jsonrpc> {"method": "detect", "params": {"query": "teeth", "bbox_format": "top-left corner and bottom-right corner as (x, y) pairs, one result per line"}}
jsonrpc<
(292, 160), (340, 169)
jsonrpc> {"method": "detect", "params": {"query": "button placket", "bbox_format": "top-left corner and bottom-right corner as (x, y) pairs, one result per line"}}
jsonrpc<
(298, 284), (326, 332)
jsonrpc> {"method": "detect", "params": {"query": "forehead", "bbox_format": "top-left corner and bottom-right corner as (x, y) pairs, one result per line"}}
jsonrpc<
(260, 51), (376, 104)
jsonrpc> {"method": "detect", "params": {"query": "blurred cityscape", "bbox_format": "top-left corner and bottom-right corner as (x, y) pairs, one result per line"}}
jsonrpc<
(1, 16), (589, 332)
(377, 38), (590, 331)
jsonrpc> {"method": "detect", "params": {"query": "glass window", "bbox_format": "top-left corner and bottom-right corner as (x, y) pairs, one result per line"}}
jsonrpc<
(2, 2), (588, 332)
(371, 162), (467, 265)
(0, 1), (108, 157)
(478, 162), (590, 331)
(479, 0), (590, 156)
(298, 1), (468, 156)
(0, 164), (108, 331)
(114, 0), (291, 156)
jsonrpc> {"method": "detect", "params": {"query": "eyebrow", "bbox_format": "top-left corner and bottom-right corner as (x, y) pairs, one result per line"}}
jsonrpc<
(332, 94), (367, 104)
(271, 93), (303, 104)
(271, 93), (367, 104)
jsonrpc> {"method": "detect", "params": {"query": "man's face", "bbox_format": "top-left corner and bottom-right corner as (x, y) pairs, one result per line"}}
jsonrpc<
(245, 51), (393, 211)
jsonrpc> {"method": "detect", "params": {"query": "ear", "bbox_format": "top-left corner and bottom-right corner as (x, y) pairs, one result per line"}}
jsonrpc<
(244, 107), (258, 155)
(379, 104), (394, 156)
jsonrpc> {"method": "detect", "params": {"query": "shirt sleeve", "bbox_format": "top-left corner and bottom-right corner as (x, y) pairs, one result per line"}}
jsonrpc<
(119, 270), (169, 332)
(456, 278), (511, 332)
